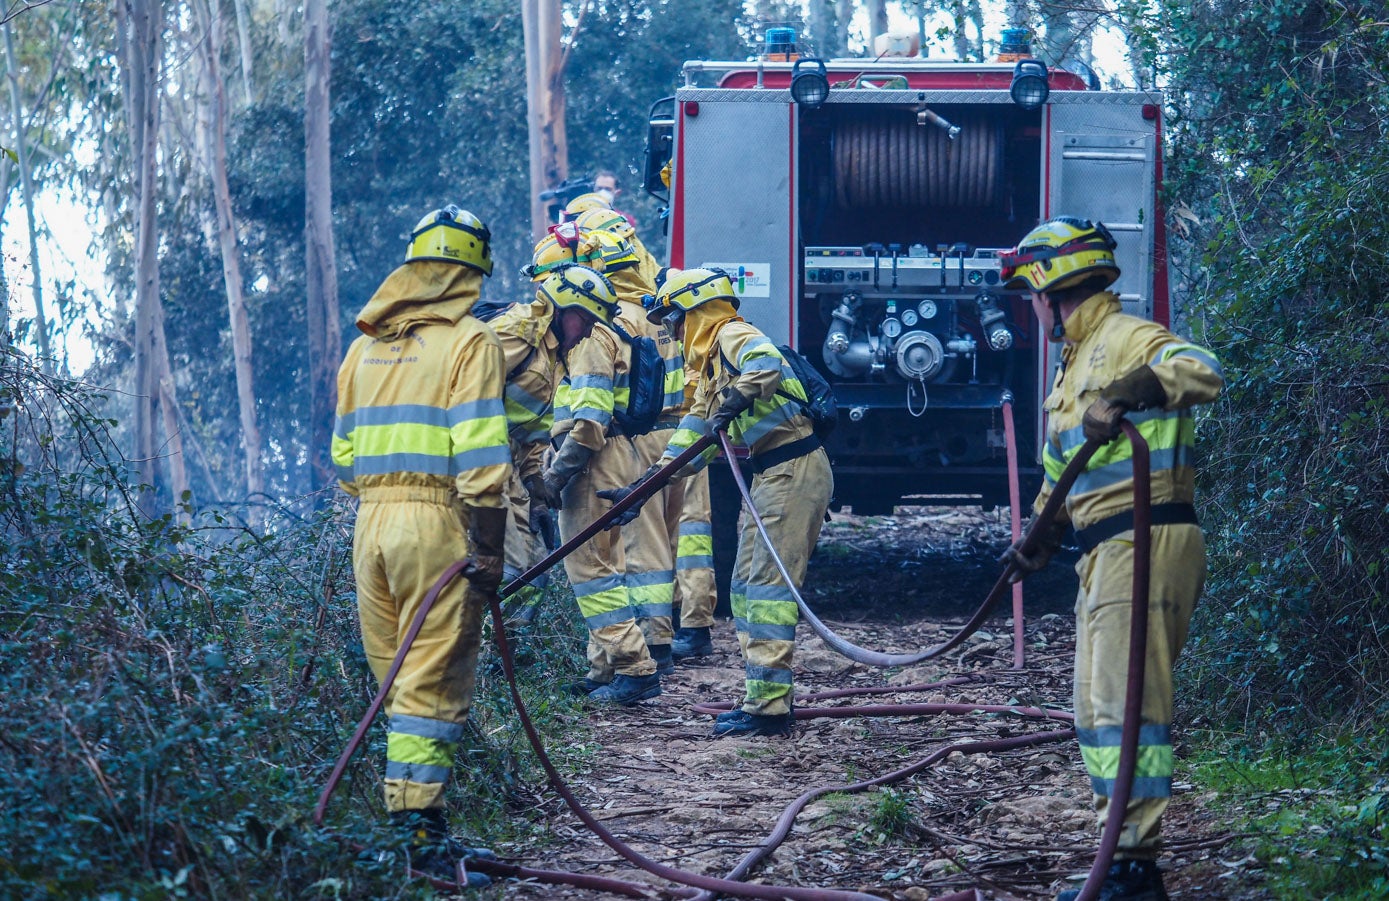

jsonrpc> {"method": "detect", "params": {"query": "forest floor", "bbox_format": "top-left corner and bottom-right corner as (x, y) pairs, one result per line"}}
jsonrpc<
(482, 508), (1271, 900)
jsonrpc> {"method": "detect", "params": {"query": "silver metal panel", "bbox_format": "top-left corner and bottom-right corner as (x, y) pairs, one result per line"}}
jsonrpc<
(677, 98), (797, 345)
(1039, 99), (1160, 457)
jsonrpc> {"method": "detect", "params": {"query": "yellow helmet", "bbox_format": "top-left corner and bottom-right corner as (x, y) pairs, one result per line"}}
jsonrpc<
(573, 206), (635, 241)
(538, 265), (619, 324)
(645, 267), (739, 325)
(523, 222), (603, 281)
(999, 217), (1118, 293)
(563, 191), (614, 218)
(587, 229), (640, 273)
(404, 205), (493, 275)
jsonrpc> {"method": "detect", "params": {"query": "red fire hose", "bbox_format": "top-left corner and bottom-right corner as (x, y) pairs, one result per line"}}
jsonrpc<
(317, 420), (1154, 901)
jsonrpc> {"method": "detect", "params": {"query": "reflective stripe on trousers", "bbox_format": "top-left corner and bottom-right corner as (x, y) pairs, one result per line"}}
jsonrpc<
(1074, 523), (1204, 855)
(353, 496), (484, 812)
(731, 447), (832, 716)
(558, 436), (656, 681)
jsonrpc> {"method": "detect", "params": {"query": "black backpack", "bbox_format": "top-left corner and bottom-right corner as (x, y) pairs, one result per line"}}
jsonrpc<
(776, 344), (838, 439)
(612, 324), (666, 436)
(720, 343), (839, 439)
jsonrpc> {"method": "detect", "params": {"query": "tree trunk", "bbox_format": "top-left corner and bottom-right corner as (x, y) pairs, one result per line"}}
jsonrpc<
(118, 0), (166, 515)
(866, 0), (888, 47)
(806, 0), (841, 59)
(304, 0), (340, 495)
(4, 23), (50, 371)
(195, 0), (264, 512)
(230, 0), (253, 103)
(523, 0), (568, 241)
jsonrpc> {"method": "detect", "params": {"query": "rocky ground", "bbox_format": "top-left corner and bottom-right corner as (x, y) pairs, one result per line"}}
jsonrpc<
(483, 507), (1268, 900)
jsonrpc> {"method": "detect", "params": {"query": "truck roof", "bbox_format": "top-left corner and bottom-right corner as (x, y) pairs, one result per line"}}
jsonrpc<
(683, 59), (1090, 92)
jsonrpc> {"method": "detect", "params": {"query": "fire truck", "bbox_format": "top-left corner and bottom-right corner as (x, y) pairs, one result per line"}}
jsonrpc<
(642, 29), (1168, 514)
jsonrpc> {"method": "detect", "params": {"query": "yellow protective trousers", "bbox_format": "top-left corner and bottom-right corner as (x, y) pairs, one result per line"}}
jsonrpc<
(1074, 523), (1204, 858)
(731, 447), (833, 716)
(502, 462), (549, 593)
(674, 468), (716, 629)
(558, 436), (656, 681)
(628, 430), (677, 648)
(353, 487), (485, 813)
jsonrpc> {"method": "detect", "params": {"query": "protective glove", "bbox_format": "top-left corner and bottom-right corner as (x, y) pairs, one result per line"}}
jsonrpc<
(1083, 365), (1168, 444)
(708, 387), (755, 433)
(595, 464), (661, 528)
(540, 437), (594, 508)
(464, 505), (508, 593)
(527, 496), (554, 539)
(524, 474), (561, 510)
(997, 519), (1067, 583)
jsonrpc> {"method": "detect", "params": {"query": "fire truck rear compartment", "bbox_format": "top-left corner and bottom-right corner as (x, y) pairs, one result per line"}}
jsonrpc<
(793, 102), (1045, 510)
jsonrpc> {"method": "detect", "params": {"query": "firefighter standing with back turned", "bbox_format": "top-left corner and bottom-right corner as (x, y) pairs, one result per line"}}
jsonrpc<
(330, 206), (511, 889)
(618, 268), (833, 738)
(998, 217), (1224, 901)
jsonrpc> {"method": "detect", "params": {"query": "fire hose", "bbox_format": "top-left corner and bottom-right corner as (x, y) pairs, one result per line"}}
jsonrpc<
(317, 421), (1154, 901)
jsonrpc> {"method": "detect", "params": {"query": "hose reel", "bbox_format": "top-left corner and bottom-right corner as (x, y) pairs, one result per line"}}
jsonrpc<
(833, 111), (1001, 208)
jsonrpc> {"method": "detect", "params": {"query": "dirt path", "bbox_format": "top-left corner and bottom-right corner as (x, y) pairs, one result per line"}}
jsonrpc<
(490, 509), (1265, 900)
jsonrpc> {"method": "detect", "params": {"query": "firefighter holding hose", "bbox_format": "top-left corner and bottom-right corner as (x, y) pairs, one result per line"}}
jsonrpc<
(330, 205), (510, 887)
(615, 268), (834, 738)
(998, 217), (1224, 901)
(532, 255), (665, 706)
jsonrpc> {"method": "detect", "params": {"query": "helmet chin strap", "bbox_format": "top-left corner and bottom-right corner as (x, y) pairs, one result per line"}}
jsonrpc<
(1050, 298), (1065, 340)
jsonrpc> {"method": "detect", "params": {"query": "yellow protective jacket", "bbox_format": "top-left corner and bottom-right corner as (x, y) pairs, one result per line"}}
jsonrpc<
(332, 262), (511, 507)
(1034, 291), (1224, 530)
(486, 297), (559, 481)
(608, 267), (687, 418)
(552, 321), (630, 452)
(662, 319), (813, 471)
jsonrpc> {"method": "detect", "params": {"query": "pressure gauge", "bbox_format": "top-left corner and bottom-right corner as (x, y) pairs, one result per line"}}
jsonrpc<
(901, 309), (919, 327)
(881, 317), (903, 339)
(918, 299), (938, 320)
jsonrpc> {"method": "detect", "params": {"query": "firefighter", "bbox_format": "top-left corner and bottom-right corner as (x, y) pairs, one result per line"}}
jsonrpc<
(576, 213), (716, 658)
(469, 292), (561, 624)
(330, 206), (510, 888)
(998, 217), (1224, 901)
(621, 268), (833, 738)
(584, 230), (686, 676)
(535, 261), (663, 706)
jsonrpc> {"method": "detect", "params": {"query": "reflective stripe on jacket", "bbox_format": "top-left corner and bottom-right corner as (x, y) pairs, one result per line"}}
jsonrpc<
(552, 322), (629, 452)
(1033, 292), (1224, 530)
(332, 263), (511, 506)
(662, 320), (812, 470)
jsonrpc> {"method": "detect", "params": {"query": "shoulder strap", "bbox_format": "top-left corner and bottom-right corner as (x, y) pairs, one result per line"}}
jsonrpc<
(507, 344), (538, 382)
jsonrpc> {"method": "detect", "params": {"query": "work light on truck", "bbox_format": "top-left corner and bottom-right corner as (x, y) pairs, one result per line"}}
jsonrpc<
(1009, 59), (1050, 110)
(790, 59), (830, 110)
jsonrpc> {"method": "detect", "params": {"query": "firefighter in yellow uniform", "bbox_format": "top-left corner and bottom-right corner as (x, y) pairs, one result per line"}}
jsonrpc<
(331, 206), (510, 888)
(628, 268), (833, 738)
(583, 230), (686, 675)
(470, 293), (561, 621)
(998, 217), (1224, 901)
(576, 212), (718, 660)
(535, 262), (663, 705)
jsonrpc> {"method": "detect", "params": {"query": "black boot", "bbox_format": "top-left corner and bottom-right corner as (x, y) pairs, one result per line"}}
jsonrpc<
(650, 644), (675, 676)
(1056, 859), (1168, 901)
(671, 626), (714, 660)
(587, 672), (662, 705)
(391, 809), (494, 889)
(711, 709), (794, 738)
(566, 676), (608, 696)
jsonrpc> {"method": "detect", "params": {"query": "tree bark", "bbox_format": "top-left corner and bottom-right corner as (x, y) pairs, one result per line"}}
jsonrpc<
(866, 0), (888, 47)
(194, 0), (264, 512)
(304, 0), (340, 495)
(523, 0), (568, 241)
(4, 23), (50, 371)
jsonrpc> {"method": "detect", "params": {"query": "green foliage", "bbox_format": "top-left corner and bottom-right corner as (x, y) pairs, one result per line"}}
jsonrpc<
(1164, 0), (1389, 733)
(0, 350), (592, 897)
(1186, 731), (1389, 898)
(866, 788), (915, 842)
